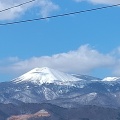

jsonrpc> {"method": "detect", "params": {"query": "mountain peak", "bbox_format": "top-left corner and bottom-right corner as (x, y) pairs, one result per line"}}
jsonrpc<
(12, 67), (80, 85)
(28, 67), (53, 75)
(102, 77), (120, 81)
(32, 67), (51, 72)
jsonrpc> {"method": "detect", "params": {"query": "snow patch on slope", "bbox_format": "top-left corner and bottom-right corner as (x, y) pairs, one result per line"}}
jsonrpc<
(43, 87), (57, 100)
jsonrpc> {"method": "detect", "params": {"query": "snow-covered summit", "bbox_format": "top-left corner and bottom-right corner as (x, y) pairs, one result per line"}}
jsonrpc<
(102, 77), (120, 81)
(12, 67), (81, 85)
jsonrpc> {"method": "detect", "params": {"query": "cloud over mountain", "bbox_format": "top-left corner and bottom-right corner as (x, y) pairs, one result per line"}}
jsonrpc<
(1, 45), (120, 77)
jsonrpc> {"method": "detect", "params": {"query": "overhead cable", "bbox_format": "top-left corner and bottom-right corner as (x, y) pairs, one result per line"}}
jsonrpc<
(0, 0), (36, 13)
(0, 3), (120, 26)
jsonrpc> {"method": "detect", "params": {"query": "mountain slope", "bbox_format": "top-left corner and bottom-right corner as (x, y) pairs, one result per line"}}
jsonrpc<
(0, 67), (120, 108)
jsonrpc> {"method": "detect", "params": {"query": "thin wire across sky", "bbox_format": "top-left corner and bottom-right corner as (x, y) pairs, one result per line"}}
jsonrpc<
(0, 1), (120, 26)
(0, 0), (36, 13)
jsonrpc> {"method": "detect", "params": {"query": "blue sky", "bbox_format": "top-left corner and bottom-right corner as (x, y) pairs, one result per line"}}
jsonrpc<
(0, 0), (120, 81)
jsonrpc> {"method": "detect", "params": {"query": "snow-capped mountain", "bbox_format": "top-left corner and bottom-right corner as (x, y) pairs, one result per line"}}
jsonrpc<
(0, 67), (120, 108)
(12, 67), (81, 85)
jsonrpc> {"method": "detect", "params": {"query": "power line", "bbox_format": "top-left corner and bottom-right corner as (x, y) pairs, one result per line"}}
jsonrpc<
(0, 3), (120, 26)
(0, 0), (36, 13)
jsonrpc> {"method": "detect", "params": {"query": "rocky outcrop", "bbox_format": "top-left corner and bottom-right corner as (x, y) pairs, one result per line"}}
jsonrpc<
(7, 109), (50, 120)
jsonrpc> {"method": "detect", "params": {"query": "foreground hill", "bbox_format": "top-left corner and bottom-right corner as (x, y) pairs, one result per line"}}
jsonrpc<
(0, 103), (119, 120)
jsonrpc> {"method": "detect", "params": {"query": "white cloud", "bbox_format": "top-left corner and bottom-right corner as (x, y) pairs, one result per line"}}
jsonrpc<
(75, 0), (120, 5)
(109, 47), (120, 76)
(38, 0), (59, 17)
(0, 45), (118, 77)
(0, 0), (59, 20)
